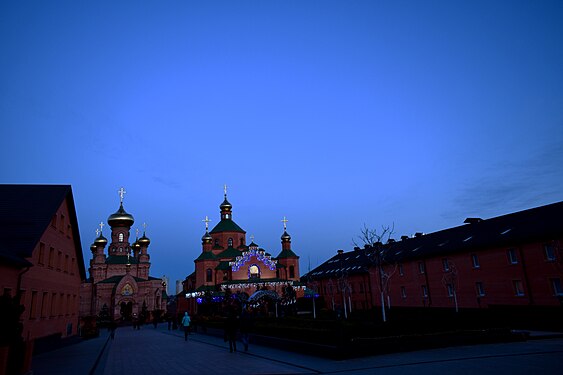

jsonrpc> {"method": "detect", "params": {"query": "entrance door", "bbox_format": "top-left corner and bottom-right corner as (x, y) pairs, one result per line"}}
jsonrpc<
(120, 301), (133, 321)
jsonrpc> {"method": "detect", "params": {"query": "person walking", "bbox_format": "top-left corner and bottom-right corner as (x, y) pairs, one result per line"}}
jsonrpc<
(181, 312), (191, 341)
(239, 306), (253, 351)
(224, 309), (239, 352)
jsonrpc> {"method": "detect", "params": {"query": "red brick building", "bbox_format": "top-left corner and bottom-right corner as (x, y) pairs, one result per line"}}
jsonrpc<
(178, 190), (302, 315)
(303, 201), (563, 314)
(80, 188), (165, 322)
(0, 185), (86, 374)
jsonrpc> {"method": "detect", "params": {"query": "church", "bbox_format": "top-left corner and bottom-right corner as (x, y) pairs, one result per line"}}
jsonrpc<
(179, 188), (302, 314)
(80, 188), (166, 323)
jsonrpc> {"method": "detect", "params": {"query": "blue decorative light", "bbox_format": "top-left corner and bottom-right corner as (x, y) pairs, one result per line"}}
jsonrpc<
(230, 248), (277, 272)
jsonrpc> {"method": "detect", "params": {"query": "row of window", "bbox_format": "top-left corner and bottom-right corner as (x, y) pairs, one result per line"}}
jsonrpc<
(320, 278), (563, 299)
(398, 245), (558, 276)
(50, 213), (72, 238)
(37, 242), (76, 274)
(25, 289), (78, 319)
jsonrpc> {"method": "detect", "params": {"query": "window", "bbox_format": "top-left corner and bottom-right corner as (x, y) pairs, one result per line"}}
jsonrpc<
(471, 254), (480, 268)
(38, 242), (45, 265)
(513, 280), (525, 296)
(446, 283), (454, 297)
(49, 247), (55, 268)
(418, 262), (425, 274)
(118, 233), (124, 243)
(399, 263), (404, 276)
(507, 249), (518, 264)
(550, 278), (563, 296)
(249, 265), (260, 279)
(442, 259), (450, 272)
(57, 251), (62, 271)
(223, 273), (228, 281)
(228, 238), (233, 247)
(401, 286), (407, 299)
(544, 244), (556, 262)
(30, 291), (38, 319)
(476, 282), (485, 296)
(41, 292), (49, 318)
(64, 255), (69, 273)
(289, 265), (295, 278)
(206, 269), (212, 282)
(60, 214), (65, 232)
(421, 285), (428, 298)
(214, 239), (219, 247)
(51, 293), (57, 316)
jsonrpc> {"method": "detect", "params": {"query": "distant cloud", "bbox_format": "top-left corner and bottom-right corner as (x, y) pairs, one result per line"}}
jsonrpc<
(445, 142), (563, 220)
(152, 175), (182, 190)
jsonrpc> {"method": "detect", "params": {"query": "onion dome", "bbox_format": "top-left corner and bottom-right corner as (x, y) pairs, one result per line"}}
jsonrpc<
(90, 243), (97, 252)
(220, 196), (232, 211)
(281, 231), (291, 241)
(138, 233), (150, 246)
(107, 203), (134, 227)
(132, 241), (141, 252)
(201, 231), (212, 242)
(94, 234), (108, 246)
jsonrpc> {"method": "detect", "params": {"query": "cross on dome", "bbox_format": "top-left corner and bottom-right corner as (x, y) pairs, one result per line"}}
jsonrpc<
(118, 187), (126, 203)
(282, 216), (289, 231)
(203, 216), (211, 230)
(95, 228), (100, 237)
(250, 234), (255, 242)
(223, 184), (228, 197)
(99, 222), (105, 233)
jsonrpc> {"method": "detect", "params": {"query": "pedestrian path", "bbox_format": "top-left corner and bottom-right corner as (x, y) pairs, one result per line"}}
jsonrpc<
(32, 323), (563, 374)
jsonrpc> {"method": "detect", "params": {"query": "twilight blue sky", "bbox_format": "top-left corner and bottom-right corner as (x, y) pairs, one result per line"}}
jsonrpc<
(1, 1), (562, 291)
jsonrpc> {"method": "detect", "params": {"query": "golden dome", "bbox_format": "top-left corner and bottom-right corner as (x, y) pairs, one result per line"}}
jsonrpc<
(138, 234), (150, 246)
(107, 203), (134, 227)
(281, 231), (291, 241)
(201, 231), (212, 242)
(132, 241), (141, 251)
(94, 234), (108, 245)
(90, 243), (97, 252)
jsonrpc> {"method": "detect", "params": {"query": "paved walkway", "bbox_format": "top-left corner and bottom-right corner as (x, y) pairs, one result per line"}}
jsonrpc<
(32, 324), (563, 374)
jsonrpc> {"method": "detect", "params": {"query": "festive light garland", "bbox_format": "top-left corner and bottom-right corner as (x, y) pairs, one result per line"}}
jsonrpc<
(230, 248), (277, 271)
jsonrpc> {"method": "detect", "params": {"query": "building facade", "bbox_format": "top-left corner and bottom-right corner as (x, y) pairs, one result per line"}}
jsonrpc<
(80, 188), (165, 322)
(303, 201), (563, 314)
(0, 185), (86, 374)
(179, 190), (302, 314)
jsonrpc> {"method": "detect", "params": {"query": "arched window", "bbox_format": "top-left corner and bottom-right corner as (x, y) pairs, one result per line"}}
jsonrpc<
(249, 264), (260, 279)
(289, 265), (295, 278)
(206, 269), (212, 282)
(228, 238), (233, 247)
(214, 239), (219, 247)
(223, 272), (228, 281)
(118, 233), (124, 242)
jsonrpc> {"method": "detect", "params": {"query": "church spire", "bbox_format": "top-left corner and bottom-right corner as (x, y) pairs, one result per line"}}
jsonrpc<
(220, 184), (233, 220)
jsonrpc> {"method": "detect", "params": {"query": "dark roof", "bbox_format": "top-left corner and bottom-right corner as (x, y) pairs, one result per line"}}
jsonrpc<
(0, 185), (86, 279)
(209, 219), (246, 234)
(302, 249), (371, 281)
(215, 261), (231, 270)
(384, 200), (563, 263)
(303, 200), (563, 281)
(276, 248), (299, 259)
(106, 255), (139, 264)
(195, 251), (217, 261)
(98, 275), (146, 284)
(217, 246), (242, 259)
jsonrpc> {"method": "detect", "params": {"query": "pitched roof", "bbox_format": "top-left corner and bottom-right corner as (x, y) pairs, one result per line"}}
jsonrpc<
(217, 246), (242, 259)
(276, 248), (299, 259)
(195, 251), (217, 261)
(0, 184), (86, 279)
(209, 219), (246, 234)
(303, 200), (563, 280)
(215, 261), (231, 270)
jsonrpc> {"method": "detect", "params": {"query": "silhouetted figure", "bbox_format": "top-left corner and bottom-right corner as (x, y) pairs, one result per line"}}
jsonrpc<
(224, 310), (239, 352)
(109, 321), (117, 340)
(181, 312), (191, 341)
(239, 306), (253, 351)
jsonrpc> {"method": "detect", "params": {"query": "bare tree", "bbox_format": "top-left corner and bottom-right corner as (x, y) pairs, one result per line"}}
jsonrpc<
(355, 224), (397, 322)
(441, 260), (459, 313)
